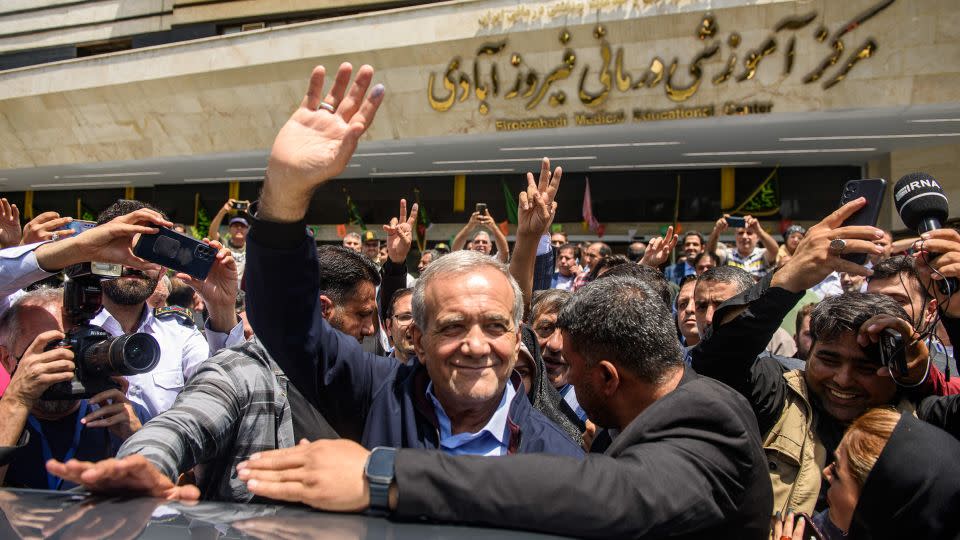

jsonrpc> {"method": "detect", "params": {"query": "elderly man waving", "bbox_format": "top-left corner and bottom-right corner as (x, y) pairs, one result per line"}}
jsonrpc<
(243, 63), (581, 458)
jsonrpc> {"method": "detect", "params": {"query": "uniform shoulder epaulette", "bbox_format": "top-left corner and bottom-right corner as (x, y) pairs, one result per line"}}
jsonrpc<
(154, 305), (196, 327)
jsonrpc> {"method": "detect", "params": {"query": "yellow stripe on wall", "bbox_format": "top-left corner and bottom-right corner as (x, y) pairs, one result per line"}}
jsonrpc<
(721, 167), (735, 210)
(453, 175), (466, 212)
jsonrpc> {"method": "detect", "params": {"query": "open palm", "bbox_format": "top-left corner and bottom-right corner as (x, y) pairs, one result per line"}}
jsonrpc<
(0, 198), (21, 248)
(267, 64), (384, 195)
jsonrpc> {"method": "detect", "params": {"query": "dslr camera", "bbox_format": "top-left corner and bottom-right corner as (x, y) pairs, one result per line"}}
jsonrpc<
(41, 263), (161, 400)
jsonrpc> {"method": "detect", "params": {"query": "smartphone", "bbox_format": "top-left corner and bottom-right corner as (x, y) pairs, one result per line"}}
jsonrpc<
(476, 202), (488, 214)
(133, 226), (217, 280)
(232, 200), (251, 212)
(878, 329), (908, 376)
(838, 178), (887, 265)
(59, 219), (96, 238)
(726, 216), (746, 228)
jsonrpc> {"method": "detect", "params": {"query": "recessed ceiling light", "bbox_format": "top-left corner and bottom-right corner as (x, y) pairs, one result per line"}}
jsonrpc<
(684, 148), (876, 156)
(225, 167), (267, 172)
(34, 181), (133, 188)
(369, 168), (515, 177)
(183, 176), (264, 182)
(352, 151), (415, 157)
(908, 118), (960, 123)
(780, 133), (960, 141)
(434, 156), (596, 165)
(347, 164), (361, 168)
(61, 172), (162, 179)
(500, 142), (682, 151)
(589, 161), (761, 170)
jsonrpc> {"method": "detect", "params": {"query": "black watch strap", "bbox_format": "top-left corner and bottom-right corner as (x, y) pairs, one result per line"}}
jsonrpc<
(365, 447), (397, 515)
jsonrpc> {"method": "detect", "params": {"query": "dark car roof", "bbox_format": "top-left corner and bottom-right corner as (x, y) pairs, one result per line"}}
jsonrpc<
(0, 488), (569, 539)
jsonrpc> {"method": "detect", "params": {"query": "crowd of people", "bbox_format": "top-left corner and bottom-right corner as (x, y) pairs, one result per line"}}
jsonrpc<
(0, 63), (958, 539)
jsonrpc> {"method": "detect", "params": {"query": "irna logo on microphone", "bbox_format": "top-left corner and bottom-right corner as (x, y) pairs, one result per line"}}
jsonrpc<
(895, 178), (942, 202)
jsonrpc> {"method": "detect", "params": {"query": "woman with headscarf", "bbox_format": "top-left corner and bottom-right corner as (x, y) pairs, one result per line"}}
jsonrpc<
(775, 404), (960, 539)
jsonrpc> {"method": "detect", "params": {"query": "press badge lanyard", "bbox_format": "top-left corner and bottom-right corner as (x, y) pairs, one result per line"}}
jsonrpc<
(26, 400), (89, 491)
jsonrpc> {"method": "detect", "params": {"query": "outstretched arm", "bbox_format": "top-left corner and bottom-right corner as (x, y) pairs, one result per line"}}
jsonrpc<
(705, 216), (728, 258)
(452, 212), (481, 251)
(748, 216), (779, 265)
(246, 64), (391, 436)
(486, 211), (511, 264)
(207, 199), (235, 242)
(509, 158), (561, 318)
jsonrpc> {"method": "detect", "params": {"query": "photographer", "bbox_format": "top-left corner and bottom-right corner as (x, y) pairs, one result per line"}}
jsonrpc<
(0, 210), (166, 489)
(0, 201), (245, 417)
(0, 289), (150, 489)
(706, 214), (779, 278)
(451, 208), (510, 263)
(207, 198), (249, 282)
(88, 200), (245, 417)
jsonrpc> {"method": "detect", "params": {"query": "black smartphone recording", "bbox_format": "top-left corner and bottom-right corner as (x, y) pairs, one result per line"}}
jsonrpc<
(838, 178), (887, 265)
(878, 329), (908, 377)
(476, 202), (488, 214)
(133, 226), (216, 280)
(725, 216), (746, 228)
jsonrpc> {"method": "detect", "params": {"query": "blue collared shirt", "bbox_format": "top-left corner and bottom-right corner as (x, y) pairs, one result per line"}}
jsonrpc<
(559, 384), (588, 421)
(426, 381), (515, 456)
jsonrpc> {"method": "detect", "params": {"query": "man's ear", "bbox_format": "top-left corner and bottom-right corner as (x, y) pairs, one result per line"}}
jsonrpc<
(319, 295), (335, 321)
(596, 360), (621, 397)
(411, 324), (426, 360)
(0, 345), (15, 375)
(925, 297), (938, 325)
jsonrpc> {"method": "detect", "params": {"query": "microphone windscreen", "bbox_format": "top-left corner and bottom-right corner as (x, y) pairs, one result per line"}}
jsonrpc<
(893, 172), (949, 230)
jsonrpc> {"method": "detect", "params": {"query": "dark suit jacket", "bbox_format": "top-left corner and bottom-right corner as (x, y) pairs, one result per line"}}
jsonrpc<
(393, 368), (773, 539)
(244, 215), (583, 458)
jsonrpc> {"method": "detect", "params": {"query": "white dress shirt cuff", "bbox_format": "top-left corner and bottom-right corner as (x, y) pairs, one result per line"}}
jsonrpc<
(204, 318), (245, 354)
(0, 242), (54, 297)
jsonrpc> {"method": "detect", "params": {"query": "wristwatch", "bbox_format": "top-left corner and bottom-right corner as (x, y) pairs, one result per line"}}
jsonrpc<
(364, 446), (397, 515)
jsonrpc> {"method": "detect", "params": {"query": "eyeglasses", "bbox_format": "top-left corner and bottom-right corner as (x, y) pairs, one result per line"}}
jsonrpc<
(393, 313), (414, 324)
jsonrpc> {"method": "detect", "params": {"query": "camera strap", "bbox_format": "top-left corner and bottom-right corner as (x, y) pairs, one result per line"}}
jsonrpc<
(26, 400), (89, 491)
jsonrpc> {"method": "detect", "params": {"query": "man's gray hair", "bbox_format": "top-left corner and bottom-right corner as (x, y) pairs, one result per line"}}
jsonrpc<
(343, 232), (361, 242)
(412, 250), (523, 331)
(0, 287), (63, 349)
(471, 230), (492, 242)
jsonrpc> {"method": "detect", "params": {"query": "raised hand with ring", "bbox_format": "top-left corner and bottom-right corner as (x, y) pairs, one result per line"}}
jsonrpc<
(828, 238), (847, 256)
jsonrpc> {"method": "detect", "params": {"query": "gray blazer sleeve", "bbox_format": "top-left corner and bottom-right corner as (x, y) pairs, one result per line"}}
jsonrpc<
(117, 361), (243, 481)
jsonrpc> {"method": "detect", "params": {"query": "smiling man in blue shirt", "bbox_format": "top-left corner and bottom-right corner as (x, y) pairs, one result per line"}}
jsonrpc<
(237, 64), (580, 459)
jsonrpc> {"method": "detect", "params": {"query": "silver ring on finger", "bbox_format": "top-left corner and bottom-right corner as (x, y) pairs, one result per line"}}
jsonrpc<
(318, 101), (336, 113)
(828, 238), (847, 256)
(51, 233), (59, 241)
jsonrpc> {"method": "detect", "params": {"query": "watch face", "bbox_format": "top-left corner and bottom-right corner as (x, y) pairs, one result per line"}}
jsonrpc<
(366, 447), (397, 483)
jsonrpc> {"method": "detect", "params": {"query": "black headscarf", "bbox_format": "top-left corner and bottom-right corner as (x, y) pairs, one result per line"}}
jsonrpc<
(848, 413), (960, 539)
(519, 325), (586, 444)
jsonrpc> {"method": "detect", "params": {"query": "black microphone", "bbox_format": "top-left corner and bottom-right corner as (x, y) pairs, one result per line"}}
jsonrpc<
(893, 172), (958, 296)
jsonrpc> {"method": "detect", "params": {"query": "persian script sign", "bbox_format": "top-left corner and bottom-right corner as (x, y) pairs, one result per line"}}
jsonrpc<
(428, 0), (895, 121)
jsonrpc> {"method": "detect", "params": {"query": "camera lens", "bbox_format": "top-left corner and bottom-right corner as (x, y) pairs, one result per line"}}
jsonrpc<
(84, 333), (160, 376)
(115, 333), (161, 374)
